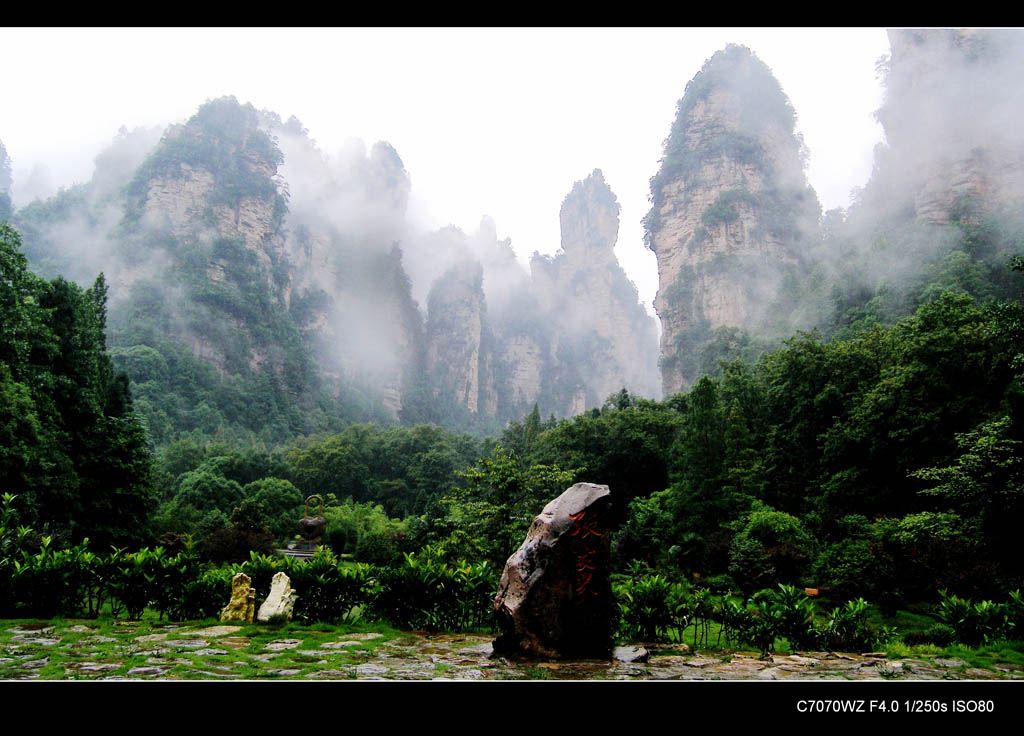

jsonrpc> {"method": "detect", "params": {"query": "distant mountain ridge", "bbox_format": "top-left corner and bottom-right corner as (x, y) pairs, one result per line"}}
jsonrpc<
(10, 97), (660, 442)
(9, 30), (1024, 445)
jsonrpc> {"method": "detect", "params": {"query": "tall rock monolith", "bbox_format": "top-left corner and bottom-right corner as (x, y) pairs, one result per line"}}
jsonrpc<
(492, 482), (614, 660)
(645, 45), (820, 395)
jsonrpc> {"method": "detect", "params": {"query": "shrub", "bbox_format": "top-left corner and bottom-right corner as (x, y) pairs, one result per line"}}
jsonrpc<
(286, 548), (373, 625)
(729, 506), (814, 596)
(178, 567), (234, 620)
(106, 547), (168, 619)
(1008, 590), (1024, 638)
(817, 598), (879, 652)
(617, 574), (677, 642)
(922, 623), (957, 647)
(749, 584), (818, 652)
(369, 547), (495, 632)
(937, 590), (1009, 646)
(8, 537), (90, 618)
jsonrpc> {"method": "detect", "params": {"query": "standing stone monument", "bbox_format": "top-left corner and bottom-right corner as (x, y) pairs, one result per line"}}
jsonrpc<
(492, 482), (614, 659)
(220, 572), (256, 623)
(256, 571), (298, 623)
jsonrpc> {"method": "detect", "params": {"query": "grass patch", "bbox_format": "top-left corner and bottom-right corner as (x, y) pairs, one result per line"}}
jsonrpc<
(0, 612), (410, 680)
(940, 641), (1024, 670)
(524, 665), (551, 680)
(871, 603), (940, 636)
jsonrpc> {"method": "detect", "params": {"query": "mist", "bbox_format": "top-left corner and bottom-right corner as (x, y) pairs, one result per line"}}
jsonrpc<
(4, 29), (1022, 437)
(801, 29), (1024, 335)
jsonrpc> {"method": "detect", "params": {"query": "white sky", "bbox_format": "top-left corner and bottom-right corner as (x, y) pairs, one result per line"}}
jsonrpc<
(0, 27), (890, 319)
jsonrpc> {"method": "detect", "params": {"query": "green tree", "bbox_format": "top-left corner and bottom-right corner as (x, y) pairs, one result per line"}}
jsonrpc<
(438, 448), (578, 568)
(243, 477), (303, 538)
(0, 225), (156, 546)
(728, 503), (815, 595)
(175, 469), (244, 516)
(531, 395), (682, 523)
(912, 415), (1024, 581)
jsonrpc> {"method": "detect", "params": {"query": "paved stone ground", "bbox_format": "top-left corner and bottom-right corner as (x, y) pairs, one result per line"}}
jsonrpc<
(2, 621), (1023, 680)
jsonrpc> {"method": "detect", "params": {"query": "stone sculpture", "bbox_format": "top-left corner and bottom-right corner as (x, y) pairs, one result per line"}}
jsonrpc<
(220, 572), (256, 623)
(256, 571), (298, 623)
(492, 482), (614, 659)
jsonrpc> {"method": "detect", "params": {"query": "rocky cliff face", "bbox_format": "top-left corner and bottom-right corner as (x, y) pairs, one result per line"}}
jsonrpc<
(531, 170), (661, 412)
(646, 45), (820, 396)
(12, 95), (672, 438)
(415, 171), (659, 423)
(874, 29), (1024, 226)
(123, 99), (292, 377)
(425, 261), (497, 416)
(276, 125), (424, 420)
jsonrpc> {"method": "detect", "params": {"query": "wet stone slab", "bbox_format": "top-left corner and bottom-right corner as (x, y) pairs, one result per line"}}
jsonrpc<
(64, 661), (122, 674)
(355, 663), (390, 677)
(218, 637), (251, 650)
(263, 639), (303, 651)
(135, 633), (169, 642)
(146, 657), (191, 666)
(339, 632), (382, 641)
(165, 639), (212, 649)
(305, 669), (353, 679)
(7, 624), (55, 634)
(189, 669), (241, 678)
(127, 665), (169, 677)
(12, 636), (61, 646)
(83, 636), (119, 644)
(4, 670), (41, 680)
(187, 626), (243, 638)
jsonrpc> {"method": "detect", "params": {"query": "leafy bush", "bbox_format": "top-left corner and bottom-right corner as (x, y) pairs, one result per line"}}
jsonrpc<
(177, 567), (234, 620)
(105, 547), (172, 619)
(1008, 590), (1024, 638)
(286, 548), (373, 625)
(817, 598), (877, 652)
(369, 547), (495, 632)
(616, 574), (678, 641)
(909, 623), (956, 647)
(728, 505), (814, 596)
(937, 590), (1011, 646)
(616, 574), (721, 646)
(7, 537), (89, 618)
(700, 189), (761, 228)
(746, 584), (818, 653)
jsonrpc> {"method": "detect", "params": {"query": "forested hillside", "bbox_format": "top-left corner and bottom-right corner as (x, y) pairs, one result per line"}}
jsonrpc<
(7, 99), (660, 445)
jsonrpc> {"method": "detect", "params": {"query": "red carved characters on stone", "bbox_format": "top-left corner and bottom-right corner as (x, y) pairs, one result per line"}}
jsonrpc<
(569, 509), (602, 604)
